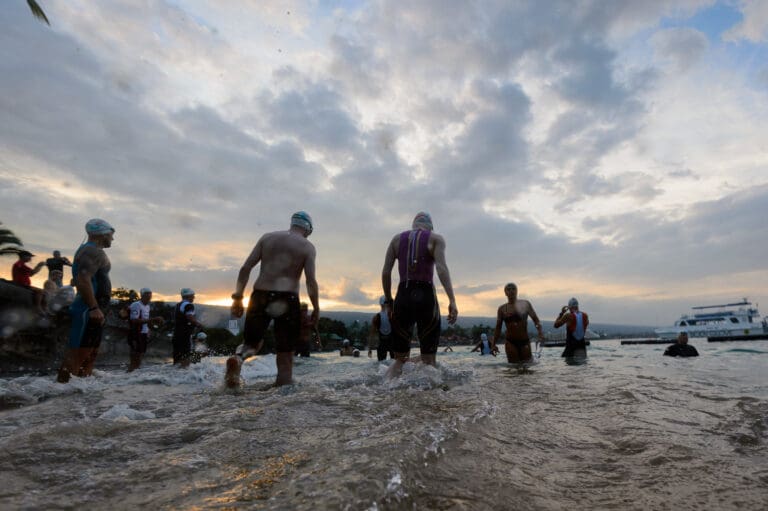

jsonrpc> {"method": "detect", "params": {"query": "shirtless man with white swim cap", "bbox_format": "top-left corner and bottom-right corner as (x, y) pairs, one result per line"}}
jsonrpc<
(226, 211), (319, 387)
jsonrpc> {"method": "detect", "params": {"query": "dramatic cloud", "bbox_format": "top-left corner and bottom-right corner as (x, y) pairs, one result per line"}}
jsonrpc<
(2, 1), (767, 326)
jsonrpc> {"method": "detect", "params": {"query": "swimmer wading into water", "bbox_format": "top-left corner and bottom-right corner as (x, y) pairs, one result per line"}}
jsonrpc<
(226, 211), (319, 387)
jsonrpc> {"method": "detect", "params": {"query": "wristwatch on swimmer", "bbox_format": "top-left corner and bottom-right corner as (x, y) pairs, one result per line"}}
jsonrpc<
(231, 293), (243, 300)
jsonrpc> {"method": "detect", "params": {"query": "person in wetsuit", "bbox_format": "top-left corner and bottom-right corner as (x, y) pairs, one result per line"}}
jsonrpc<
(664, 331), (699, 357)
(57, 219), (114, 383)
(381, 211), (458, 377)
(172, 288), (204, 368)
(471, 332), (494, 355)
(554, 297), (589, 358)
(491, 283), (543, 363)
(227, 211), (319, 387)
(369, 296), (394, 361)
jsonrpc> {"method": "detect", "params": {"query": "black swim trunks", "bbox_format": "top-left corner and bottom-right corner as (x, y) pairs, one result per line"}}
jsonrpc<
(391, 281), (441, 354)
(244, 290), (301, 353)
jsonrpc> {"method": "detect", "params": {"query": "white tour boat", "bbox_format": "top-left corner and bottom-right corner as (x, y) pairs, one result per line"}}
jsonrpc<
(655, 299), (767, 339)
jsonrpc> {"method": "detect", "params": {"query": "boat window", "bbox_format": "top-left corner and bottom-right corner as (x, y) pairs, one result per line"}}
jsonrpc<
(679, 321), (687, 326)
(730, 318), (739, 323)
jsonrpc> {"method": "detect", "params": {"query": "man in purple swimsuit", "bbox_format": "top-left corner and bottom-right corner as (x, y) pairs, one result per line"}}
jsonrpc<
(381, 212), (458, 377)
(227, 211), (319, 387)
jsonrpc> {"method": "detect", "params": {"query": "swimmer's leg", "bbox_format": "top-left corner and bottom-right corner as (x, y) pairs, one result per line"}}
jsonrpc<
(385, 351), (409, 379)
(78, 347), (99, 376)
(275, 351), (294, 386)
(224, 341), (262, 388)
(57, 348), (90, 382)
(505, 342), (521, 363)
(519, 343), (533, 363)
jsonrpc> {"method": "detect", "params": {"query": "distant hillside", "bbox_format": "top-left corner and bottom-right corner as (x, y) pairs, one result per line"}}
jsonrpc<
(191, 305), (656, 338)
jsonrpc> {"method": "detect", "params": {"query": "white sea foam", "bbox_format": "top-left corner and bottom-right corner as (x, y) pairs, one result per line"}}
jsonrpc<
(98, 403), (156, 420)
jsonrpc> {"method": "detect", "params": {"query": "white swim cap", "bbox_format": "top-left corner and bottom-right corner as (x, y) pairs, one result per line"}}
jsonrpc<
(180, 288), (195, 297)
(140, 287), (152, 295)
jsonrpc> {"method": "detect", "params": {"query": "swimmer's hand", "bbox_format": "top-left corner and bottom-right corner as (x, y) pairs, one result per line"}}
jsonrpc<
(231, 299), (244, 318)
(311, 308), (319, 326)
(447, 301), (458, 325)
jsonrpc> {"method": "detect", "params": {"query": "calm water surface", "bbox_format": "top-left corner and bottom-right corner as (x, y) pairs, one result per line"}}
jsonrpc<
(1, 339), (766, 510)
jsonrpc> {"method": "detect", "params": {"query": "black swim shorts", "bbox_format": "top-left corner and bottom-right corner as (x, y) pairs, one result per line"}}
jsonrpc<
(244, 290), (301, 353)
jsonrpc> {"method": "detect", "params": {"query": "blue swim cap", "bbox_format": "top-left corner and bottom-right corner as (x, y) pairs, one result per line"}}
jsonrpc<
(412, 212), (433, 230)
(291, 211), (313, 235)
(85, 218), (115, 236)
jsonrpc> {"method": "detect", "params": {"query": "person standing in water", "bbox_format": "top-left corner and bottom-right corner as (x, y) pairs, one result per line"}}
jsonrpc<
(45, 250), (71, 286)
(57, 219), (114, 383)
(172, 288), (204, 368)
(127, 288), (163, 372)
(490, 283), (543, 364)
(226, 211), (319, 387)
(471, 332), (494, 355)
(368, 296), (394, 361)
(381, 211), (458, 377)
(664, 331), (699, 357)
(554, 297), (589, 358)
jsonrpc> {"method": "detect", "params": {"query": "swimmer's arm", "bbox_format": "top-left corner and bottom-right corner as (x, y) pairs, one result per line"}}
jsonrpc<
(432, 234), (458, 324)
(528, 302), (544, 339)
(304, 244), (319, 324)
(74, 248), (106, 323)
(369, 315), (380, 351)
(234, 241), (263, 298)
(553, 311), (570, 328)
(31, 261), (46, 275)
(491, 308), (503, 351)
(381, 235), (398, 304)
(73, 249), (101, 310)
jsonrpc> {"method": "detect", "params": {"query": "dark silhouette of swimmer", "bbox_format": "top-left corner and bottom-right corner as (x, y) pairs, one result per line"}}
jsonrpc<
(663, 332), (699, 357)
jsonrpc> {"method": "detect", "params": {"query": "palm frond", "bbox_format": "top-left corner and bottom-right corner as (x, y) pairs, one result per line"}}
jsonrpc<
(0, 229), (23, 247)
(27, 0), (50, 26)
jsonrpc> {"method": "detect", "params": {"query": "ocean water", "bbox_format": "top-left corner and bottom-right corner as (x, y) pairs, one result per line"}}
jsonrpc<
(1, 339), (766, 510)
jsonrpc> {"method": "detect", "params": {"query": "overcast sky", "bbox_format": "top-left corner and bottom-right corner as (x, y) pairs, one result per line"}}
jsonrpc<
(2, 0), (767, 326)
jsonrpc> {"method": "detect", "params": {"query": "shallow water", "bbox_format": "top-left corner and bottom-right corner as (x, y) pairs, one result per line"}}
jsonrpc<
(1, 340), (767, 510)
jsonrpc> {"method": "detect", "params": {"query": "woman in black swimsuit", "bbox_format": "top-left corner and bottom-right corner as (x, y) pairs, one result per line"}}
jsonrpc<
(491, 283), (544, 363)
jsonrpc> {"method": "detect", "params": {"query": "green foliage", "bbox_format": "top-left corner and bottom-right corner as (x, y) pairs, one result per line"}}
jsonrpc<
(317, 317), (347, 338)
(27, 0), (50, 25)
(112, 287), (139, 303)
(0, 222), (23, 256)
